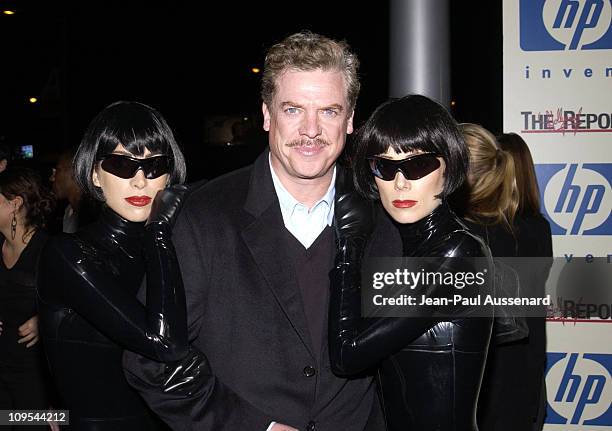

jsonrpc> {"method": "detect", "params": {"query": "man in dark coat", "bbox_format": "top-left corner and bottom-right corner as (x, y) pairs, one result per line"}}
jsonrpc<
(123, 31), (381, 431)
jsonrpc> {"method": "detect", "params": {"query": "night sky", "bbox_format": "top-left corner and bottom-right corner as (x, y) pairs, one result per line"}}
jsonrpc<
(0, 1), (502, 182)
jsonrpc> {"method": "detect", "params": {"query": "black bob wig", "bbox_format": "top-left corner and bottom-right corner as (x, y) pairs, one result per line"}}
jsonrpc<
(74, 101), (187, 201)
(352, 94), (468, 200)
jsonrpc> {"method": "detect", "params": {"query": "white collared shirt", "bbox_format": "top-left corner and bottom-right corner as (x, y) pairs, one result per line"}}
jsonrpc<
(269, 154), (335, 249)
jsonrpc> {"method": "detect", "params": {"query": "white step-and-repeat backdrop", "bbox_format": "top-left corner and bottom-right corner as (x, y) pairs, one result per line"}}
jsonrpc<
(503, 0), (612, 428)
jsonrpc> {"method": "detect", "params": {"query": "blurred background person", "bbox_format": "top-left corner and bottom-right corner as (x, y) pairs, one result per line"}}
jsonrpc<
(0, 167), (55, 430)
(460, 123), (517, 235)
(498, 131), (552, 431)
(0, 145), (10, 173)
(461, 125), (552, 431)
(49, 149), (98, 234)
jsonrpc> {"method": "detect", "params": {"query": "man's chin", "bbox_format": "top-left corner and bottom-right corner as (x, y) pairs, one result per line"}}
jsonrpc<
(292, 165), (334, 180)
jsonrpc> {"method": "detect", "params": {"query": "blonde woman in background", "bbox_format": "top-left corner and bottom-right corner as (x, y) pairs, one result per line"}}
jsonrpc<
(462, 123), (518, 234)
(461, 124), (552, 431)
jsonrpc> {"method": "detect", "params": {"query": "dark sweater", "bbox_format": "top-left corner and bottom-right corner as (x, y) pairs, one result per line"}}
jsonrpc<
(0, 230), (48, 368)
(286, 226), (334, 363)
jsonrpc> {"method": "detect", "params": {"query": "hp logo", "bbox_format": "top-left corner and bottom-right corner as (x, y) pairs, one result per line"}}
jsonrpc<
(546, 352), (612, 426)
(520, 0), (612, 50)
(536, 163), (612, 235)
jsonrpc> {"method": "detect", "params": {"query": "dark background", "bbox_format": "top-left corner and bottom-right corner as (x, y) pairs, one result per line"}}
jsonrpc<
(0, 1), (502, 182)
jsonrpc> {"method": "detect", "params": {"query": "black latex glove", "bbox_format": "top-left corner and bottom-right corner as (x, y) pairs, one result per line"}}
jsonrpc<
(162, 347), (209, 396)
(329, 172), (374, 374)
(334, 171), (375, 266)
(146, 185), (189, 228)
(142, 184), (190, 359)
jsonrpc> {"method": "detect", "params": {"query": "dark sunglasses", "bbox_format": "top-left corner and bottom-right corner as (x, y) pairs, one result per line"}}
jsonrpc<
(99, 154), (170, 179)
(368, 153), (441, 181)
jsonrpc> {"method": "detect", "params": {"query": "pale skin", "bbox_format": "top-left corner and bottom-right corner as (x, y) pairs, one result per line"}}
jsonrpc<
(92, 144), (169, 223)
(0, 307), (38, 347)
(0, 193), (39, 347)
(262, 69), (353, 431)
(374, 148), (446, 224)
(263, 68), (354, 209)
(262, 68), (354, 431)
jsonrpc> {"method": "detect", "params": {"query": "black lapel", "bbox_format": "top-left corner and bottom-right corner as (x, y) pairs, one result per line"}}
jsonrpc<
(241, 151), (314, 357)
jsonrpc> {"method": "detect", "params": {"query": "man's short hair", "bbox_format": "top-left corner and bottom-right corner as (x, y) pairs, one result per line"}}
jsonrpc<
(261, 31), (360, 111)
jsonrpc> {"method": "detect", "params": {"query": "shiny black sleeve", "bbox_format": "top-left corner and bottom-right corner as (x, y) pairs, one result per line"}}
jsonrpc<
(38, 227), (188, 362)
(329, 233), (489, 376)
(142, 221), (189, 360)
(123, 206), (275, 431)
(328, 258), (439, 376)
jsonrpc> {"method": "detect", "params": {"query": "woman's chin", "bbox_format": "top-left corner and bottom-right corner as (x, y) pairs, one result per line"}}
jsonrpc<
(384, 208), (418, 224)
(113, 205), (151, 223)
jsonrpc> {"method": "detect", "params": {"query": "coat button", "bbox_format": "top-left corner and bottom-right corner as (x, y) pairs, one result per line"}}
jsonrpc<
(303, 366), (316, 377)
(306, 420), (316, 431)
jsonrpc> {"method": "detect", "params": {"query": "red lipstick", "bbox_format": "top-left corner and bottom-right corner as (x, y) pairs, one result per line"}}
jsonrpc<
(392, 200), (417, 208)
(125, 196), (152, 207)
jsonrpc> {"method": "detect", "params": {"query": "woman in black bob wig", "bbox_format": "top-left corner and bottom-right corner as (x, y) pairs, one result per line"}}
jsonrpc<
(37, 101), (201, 430)
(329, 94), (494, 431)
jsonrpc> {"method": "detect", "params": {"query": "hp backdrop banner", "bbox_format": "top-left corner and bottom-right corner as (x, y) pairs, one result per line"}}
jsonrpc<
(503, 1), (612, 429)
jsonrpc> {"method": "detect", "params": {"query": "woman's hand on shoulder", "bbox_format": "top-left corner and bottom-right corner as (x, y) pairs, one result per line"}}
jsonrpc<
(162, 346), (209, 396)
(147, 185), (189, 228)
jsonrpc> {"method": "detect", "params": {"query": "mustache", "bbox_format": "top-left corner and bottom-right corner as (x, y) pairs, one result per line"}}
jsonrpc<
(286, 138), (331, 148)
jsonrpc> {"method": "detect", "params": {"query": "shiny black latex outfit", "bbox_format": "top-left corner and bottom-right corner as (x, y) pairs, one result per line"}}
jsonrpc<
(329, 200), (494, 431)
(37, 202), (189, 431)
